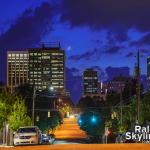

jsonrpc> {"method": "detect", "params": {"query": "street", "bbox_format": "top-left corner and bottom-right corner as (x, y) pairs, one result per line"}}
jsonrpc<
(1, 118), (150, 149)
(54, 117), (87, 144)
(1, 144), (149, 150)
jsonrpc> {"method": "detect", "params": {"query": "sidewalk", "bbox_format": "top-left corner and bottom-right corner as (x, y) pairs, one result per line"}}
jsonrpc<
(0, 143), (14, 148)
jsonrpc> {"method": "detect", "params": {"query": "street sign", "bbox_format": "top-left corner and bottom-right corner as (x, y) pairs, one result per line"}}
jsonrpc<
(105, 127), (109, 136)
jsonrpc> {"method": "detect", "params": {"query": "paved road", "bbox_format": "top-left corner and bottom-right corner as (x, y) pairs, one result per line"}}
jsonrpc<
(54, 138), (88, 145)
(1, 144), (149, 150)
(54, 117), (87, 140)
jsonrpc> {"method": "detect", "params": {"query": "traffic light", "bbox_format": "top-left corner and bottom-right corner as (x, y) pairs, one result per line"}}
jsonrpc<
(36, 116), (39, 122)
(48, 111), (50, 118)
(91, 116), (97, 123)
(78, 119), (82, 124)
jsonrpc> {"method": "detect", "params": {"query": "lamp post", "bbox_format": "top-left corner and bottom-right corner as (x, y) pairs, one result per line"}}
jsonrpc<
(49, 86), (56, 110)
(136, 51), (141, 124)
(32, 86), (57, 126)
(120, 86), (123, 126)
(32, 87), (36, 126)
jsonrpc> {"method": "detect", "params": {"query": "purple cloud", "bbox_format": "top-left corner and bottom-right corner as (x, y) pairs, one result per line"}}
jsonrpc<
(104, 46), (121, 54)
(125, 52), (134, 58)
(130, 33), (150, 47)
(69, 48), (100, 61)
(0, 2), (54, 50)
(60, 0), (150, 32)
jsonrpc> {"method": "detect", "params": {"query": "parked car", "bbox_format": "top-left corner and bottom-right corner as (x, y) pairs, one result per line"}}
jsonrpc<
(41, 134), (55, 144)
(48, 134), (55, 144)
(13, 126), (42, 146)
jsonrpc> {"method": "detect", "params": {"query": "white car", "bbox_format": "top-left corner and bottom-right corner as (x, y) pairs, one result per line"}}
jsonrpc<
(13, 126), (42, 146)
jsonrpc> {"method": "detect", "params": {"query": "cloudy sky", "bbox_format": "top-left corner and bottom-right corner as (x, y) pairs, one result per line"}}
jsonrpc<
(0, 0), (150, 103)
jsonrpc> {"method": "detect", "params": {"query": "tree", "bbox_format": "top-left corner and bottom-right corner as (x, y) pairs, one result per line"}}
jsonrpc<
(0, 87), (32, 132)
(15, 83), (34, 116)
(78, 111), (104, 142)
(59, 105), (72, 117)
(0, 88), (16, 129)
(49, 115), (59, 133)
(0, 101), (7, 129)
(140, 92), (150, 124)
(8, 97), (32, 131)
(106, 92), (120, 106)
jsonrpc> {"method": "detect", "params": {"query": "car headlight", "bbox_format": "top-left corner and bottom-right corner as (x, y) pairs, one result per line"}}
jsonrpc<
(14, 134), (19, 139)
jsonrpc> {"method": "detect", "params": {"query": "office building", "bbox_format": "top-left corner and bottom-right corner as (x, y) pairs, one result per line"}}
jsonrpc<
(147, 56), (150, 90)
(107, 76), (133, 94)
(28, 44), (65, 91)
(7, 51), (29, 92)
(107, 81), (126, 93)
(83, 68), (98, 96)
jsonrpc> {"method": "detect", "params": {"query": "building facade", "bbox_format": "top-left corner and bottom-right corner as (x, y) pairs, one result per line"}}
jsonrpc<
(147, 56), (150, 90)
(107, 81), (126, 93)
(83, 68), (98, 96)
(28, 45), (65, 91)
(7, 51), (29, 92)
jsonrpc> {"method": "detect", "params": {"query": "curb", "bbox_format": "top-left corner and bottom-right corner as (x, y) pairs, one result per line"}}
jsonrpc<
(0, 145), (14, 148)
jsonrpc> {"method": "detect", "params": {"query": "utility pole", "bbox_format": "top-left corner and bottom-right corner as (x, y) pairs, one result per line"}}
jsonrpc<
(136, 51), (141, 124)
(32, 87), (36, 126)
(120, 87), (123, 126)
(54, 99), (56, 110)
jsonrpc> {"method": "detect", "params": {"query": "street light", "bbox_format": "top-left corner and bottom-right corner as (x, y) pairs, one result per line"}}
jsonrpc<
(32, 85), (55, 125)
(48, 86), (56, 110)
(58, 98), (62, 102)
(49, 86), (54, 91)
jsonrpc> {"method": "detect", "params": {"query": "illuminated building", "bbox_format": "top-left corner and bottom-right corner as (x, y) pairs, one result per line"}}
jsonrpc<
(28, 43), (65, 91)
(7, 51), (29, 92)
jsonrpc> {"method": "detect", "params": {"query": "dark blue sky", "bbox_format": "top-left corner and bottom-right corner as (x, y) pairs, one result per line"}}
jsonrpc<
(0, 0), (150, 103)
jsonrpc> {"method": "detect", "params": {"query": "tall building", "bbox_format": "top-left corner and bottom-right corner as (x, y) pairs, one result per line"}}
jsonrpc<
(7, 51), (29, 92)
(107, 81), (126, 93)
(147, 56), (150, 90)
(83, 68), (98, 96)
(28, 44), (65, 91)
(107, 76), (133, 94)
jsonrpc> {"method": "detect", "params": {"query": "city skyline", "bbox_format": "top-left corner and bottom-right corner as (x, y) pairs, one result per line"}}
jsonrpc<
(0, 0), (150, 103)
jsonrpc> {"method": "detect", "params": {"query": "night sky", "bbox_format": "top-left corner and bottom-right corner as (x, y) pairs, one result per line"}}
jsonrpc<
(0, 0), (150, 103)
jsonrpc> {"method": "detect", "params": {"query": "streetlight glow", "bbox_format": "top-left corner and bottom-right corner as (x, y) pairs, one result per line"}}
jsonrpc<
(49, 86), (54, 91)
(58, 98), (62, 102)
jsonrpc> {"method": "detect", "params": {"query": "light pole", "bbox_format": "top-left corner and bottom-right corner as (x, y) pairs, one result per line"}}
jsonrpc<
(136, 51), (141, 124)
(32, 86), (56, 125)
(49, 86), (55, 110)
(32, 87), (36, 126)
(120, 86), (123, 126)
